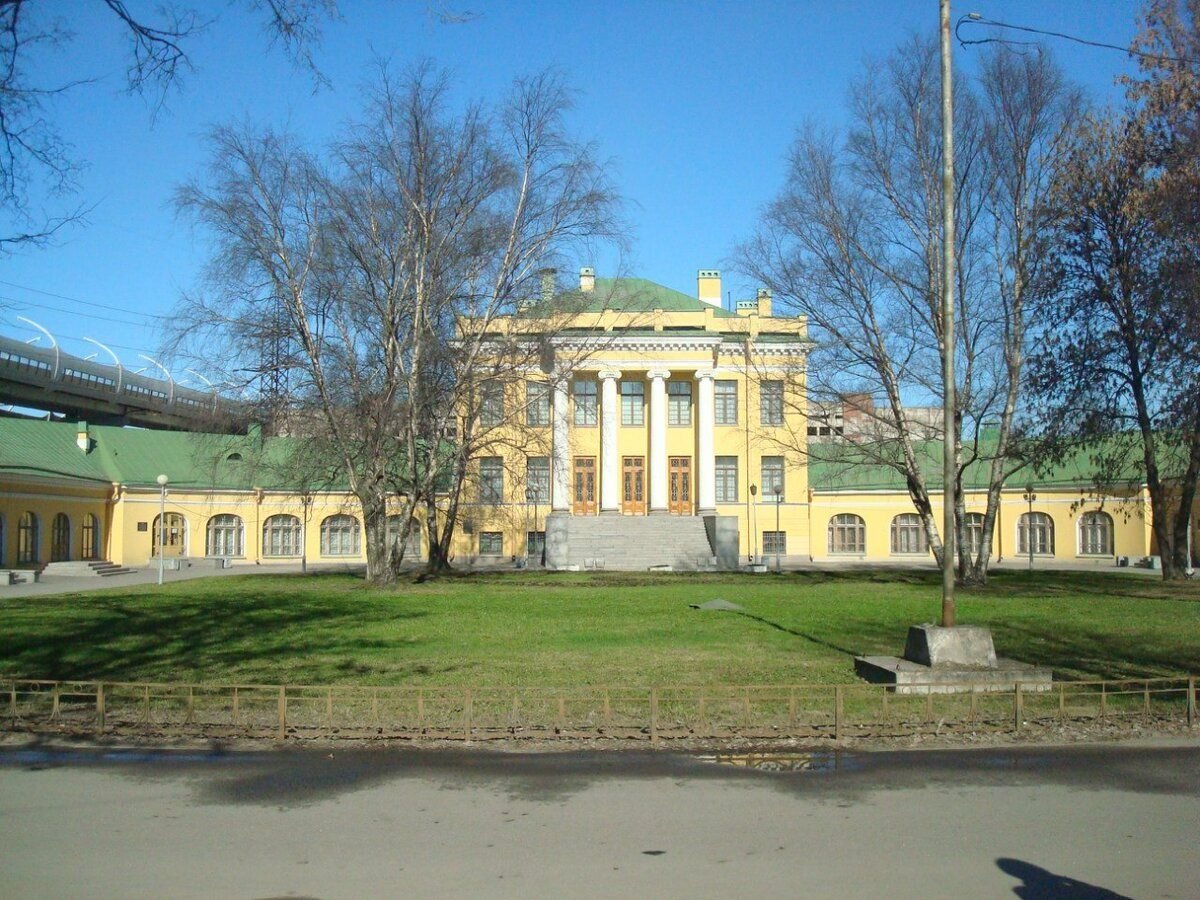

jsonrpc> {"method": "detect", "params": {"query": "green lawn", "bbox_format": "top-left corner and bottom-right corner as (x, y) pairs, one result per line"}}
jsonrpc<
(1, 569), (1198, 687)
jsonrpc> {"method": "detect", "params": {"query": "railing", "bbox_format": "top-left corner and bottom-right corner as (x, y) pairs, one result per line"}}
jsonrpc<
(4, 677), (1197, 743)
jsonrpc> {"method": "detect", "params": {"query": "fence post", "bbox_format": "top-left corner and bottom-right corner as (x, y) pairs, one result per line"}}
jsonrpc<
(1013, 682), (1023, 732)
(1144, 681), (1151, 716)
(788, 688), (797, 733)
(557, 694), (566, 736)
(277, 685), (287, 740)
(1100, 682), (1107, 719)
(698, 693), (707, 736)
(8, 681), (15, 722)
(96, 683), (105, 734)
(50, 683), (60, 722)
(326, 686), (334, 732)
(834, 685), (844, 741)
(1188, 676), (1196, 728)
(186, 685), (195, 725)
(650, 688), (659, 744)
(463, 688), (472, 743)
(232, 686), (239, 726)
(1058, 683), (1065, 722)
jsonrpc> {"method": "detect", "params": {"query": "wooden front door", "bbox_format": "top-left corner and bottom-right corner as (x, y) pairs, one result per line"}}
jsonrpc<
(153, 513), (187, 557)
(622, 456), (646, 515)
(573, 456), (597, 516)
(669, 456), (692, 515)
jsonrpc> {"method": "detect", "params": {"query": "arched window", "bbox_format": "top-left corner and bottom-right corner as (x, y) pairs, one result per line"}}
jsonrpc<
(262, 514), (302, 557)
(1018, 512), (1055, 556)
(1079, 511), (1114, 556)
(81, 513), (100, 561)
(828, 514), (866, 554)
(17, 511), (39, 564)
(321, 515), (361, 556)
(51, 513), (71, 561)
(964, 512), (988, 558)
(890, 514), (927, 554)
(386, 515), (423, 561)
(206, 514), (244, 557)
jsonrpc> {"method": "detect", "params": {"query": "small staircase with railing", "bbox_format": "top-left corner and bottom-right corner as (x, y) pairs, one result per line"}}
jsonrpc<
(40, 560), (135, 577)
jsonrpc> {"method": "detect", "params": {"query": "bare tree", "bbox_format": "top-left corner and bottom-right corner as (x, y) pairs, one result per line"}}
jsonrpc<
(740, 38), (1077, 584)
(175, 64), (621, 585)
(0, 0), (337, 254)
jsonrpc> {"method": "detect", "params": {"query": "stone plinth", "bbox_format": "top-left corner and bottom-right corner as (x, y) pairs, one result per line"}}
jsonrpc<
(854, 624), (1052, 694)
(904, 625), (997, 668)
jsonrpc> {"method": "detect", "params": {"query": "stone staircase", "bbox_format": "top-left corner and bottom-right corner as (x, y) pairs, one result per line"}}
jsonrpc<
(556, 515), (718, 571)
(40, 559), (135, 577)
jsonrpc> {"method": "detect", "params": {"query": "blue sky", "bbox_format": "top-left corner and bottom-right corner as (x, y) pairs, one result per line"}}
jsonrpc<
(0, 0), (1142, 382)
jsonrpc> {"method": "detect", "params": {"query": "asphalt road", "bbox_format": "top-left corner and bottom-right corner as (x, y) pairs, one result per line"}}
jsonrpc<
(1, 740), (1197, 899)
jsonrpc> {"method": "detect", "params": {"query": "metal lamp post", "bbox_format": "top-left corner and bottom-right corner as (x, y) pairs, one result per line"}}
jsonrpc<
(774, 484), (783, 572)
(156, 473), (169, 584)
(749, 484), (758, 563)
(1023, 486), (1037, 571)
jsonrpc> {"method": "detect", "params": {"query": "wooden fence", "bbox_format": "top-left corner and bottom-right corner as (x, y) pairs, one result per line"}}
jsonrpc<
(3, 676), (1197, 743)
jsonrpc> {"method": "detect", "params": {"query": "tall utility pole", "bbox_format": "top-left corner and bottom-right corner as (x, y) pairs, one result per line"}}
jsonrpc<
(939, 0), (957, 627)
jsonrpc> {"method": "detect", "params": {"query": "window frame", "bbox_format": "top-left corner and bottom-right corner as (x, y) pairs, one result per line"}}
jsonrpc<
(1078, 511), (1114, 556)
(526, 456), (550, 503)
(17, 511), (37, 564)
(715, 379), (738, 425)
(760, 456), (785, 498)
(889, 513), (928, 555)
(1018, 511), (1055, 556)
(479, 380), (504, 427)
(760, 380), (784, 426)
(206, 514), (245, 558)
(715, 456), (738, 504)
(525, 380), (550, 427)
(320, 514), (361, 557)
(620, 380), (645, 426)
(479, 456), (505, 505)
(262, 514), (302, 558)
(828, 513), (866, 555)
(763, 530), (787, 555)
(573, 378), (598, 427)
(667, 380), (692, 426)
(479, 531), (503, 555)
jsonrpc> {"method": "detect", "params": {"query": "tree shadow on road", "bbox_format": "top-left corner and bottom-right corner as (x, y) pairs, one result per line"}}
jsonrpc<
(996, 857), (1132, 899)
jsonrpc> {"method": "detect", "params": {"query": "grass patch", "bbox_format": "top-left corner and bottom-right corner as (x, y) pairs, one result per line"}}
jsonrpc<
(1, 569), (1197, 687)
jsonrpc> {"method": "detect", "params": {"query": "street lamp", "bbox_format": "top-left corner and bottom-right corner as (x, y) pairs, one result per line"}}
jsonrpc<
(156, 473), (169, 584)
(749, 484), (758, 563)
(774, 483), (783, 572)
(1022, 485), (1037, 571)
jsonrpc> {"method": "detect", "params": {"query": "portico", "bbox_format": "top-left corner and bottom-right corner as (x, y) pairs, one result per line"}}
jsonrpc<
(550, 363), (719, 518)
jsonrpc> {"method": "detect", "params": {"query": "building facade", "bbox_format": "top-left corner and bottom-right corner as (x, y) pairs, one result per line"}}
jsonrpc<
(1, 268), (1193, 573)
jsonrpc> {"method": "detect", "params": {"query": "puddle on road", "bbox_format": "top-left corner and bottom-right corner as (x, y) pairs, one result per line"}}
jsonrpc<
(695, 751), (861, 773)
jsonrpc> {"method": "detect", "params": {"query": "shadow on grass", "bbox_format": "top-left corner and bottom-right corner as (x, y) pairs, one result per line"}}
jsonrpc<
(0, 580), (431, 683)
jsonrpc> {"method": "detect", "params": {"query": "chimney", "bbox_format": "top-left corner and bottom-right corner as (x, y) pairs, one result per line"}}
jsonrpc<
(76, 421), (91, 453)
(539, 267), (558, 306)
(756, 288), (773, 317)
(579, 266), (595, 293)
(697, 269), (722, 307)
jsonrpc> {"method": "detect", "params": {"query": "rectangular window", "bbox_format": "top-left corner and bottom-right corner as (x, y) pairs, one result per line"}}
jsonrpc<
(621, 381), (645, 426)
(573, 379), (597, 426)
(763, 531), (787, 555)
(480, 532), (503, 555)
(479, 457), (504, 504)
(668, 381), (692, 426)
(526, 381), (550, 426)
(761, 456), (785, 498)
(526, 456), (550, 503)
(715, 380), (738, 425)
(715, 456), (738, 503)
(760, 380), (784, 426)
(480, 381), (504, 427)
(527, 530), (546, 560)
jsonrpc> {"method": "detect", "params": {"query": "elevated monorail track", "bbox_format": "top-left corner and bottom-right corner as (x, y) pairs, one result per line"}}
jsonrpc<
(0, 333), (245, 432)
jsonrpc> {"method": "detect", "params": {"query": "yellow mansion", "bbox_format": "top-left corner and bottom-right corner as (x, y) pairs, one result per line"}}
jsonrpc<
(0, 268), (1182, 575)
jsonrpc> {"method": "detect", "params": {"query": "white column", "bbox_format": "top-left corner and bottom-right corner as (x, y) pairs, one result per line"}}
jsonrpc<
(648, 369), (671, 514)
(599, 369), (622, 514)
(696, 369), (716, 516)
(551, 371), (571, 512)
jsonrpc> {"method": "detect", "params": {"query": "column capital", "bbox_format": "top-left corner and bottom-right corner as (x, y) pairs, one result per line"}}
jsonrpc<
(598, 368), (623, 381)
(646, 369), (672, 381)
(694, 368), (715, 381)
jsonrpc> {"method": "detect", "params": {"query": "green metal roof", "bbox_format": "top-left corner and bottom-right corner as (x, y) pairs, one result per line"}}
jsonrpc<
(524, 277), (740, 318)
(0, 418), (296, 490)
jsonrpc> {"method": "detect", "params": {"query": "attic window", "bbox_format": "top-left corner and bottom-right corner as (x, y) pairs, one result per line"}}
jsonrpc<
(226, 452), (243, 462)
